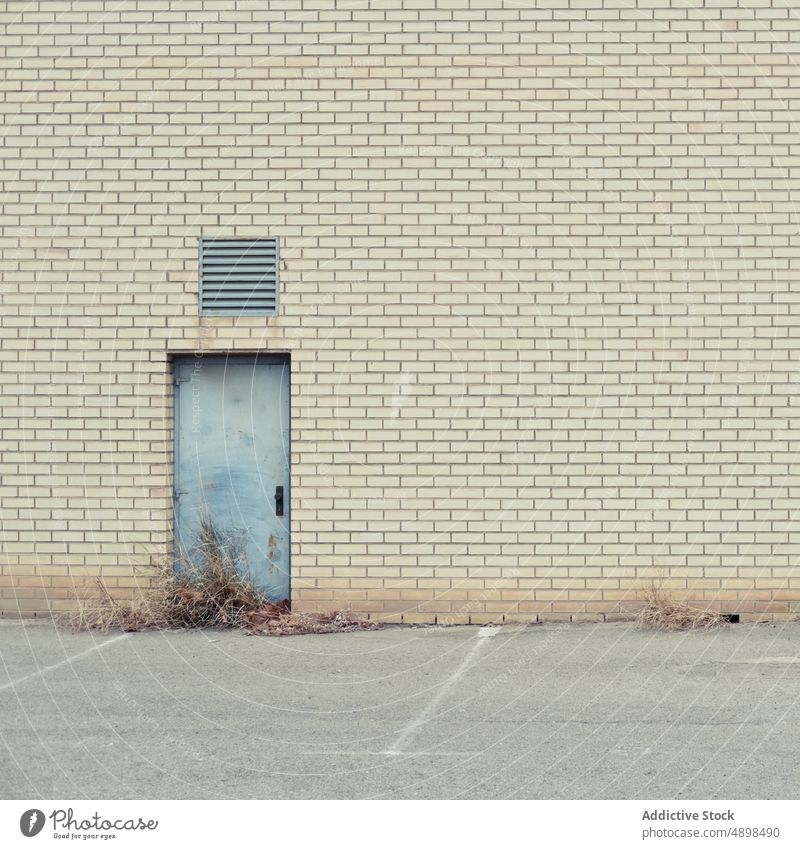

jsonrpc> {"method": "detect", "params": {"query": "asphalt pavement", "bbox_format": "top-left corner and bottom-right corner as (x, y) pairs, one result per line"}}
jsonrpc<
(1, 618), (798, 799)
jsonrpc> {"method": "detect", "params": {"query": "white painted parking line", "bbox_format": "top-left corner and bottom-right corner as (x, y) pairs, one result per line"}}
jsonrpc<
(385, 626), (497, 755)
(0, 633), (129, 694)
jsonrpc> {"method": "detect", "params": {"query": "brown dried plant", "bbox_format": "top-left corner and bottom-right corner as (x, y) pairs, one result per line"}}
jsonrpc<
(635, 582), (726, 631)
(65, 516), (381, 636)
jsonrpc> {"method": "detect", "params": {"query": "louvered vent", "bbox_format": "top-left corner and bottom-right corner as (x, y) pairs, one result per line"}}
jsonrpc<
(200, 238), (279, 316)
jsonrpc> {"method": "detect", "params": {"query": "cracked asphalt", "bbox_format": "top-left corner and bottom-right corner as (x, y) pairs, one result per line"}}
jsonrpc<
(1, 619), (799, 799)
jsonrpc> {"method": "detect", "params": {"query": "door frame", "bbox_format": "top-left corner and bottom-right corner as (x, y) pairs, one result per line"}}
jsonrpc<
(170, 351), (292, 598)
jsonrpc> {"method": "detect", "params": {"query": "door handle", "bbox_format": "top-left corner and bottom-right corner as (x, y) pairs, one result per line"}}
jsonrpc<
(275, 485), (284, 517)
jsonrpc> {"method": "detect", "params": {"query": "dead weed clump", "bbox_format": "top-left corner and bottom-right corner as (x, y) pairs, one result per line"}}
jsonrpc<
(65, 517), (381, 637)
(635, 583), (726, 632)
(243, 606), (381, 636)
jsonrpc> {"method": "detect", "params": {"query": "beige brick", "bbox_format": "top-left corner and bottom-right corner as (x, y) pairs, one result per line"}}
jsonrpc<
(1, 0), (798, 625)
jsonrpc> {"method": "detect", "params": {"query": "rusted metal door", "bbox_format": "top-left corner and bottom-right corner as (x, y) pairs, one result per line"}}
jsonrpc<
(173, 354), (290, 601)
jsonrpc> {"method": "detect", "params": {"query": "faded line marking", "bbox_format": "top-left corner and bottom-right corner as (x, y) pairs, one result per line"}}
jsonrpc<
(300, 751), (476, 757)
(0, 634), (130, 694)
(385, 626), (497, 756)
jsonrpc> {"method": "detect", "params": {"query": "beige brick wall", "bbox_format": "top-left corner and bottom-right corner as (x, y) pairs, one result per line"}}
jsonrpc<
(2, 0), (800, 623)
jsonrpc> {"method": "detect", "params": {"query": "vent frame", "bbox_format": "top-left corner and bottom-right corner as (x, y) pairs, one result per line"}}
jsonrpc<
(199, 237), (280, 317)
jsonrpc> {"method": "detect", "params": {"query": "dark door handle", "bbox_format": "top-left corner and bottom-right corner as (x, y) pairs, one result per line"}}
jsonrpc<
(275, 485), (284, 517)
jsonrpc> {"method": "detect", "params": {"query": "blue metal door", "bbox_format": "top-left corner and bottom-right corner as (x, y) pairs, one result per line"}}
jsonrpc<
(173, 355), (290, 601)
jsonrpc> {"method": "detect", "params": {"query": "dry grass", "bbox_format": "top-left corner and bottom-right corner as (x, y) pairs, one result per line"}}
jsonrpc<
(243, 605), (382, 636)
(65, 516), (381, 637)
(635, 583), (726, 631)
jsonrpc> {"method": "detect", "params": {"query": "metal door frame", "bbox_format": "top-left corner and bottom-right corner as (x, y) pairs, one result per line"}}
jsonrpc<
(171, 351), (292, 596)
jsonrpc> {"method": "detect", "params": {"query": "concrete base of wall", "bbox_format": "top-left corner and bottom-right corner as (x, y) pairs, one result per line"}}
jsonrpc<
(3, 593), (798, 625)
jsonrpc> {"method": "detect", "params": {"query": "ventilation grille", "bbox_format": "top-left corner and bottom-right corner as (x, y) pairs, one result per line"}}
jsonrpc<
(200, 238), (279, 315)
